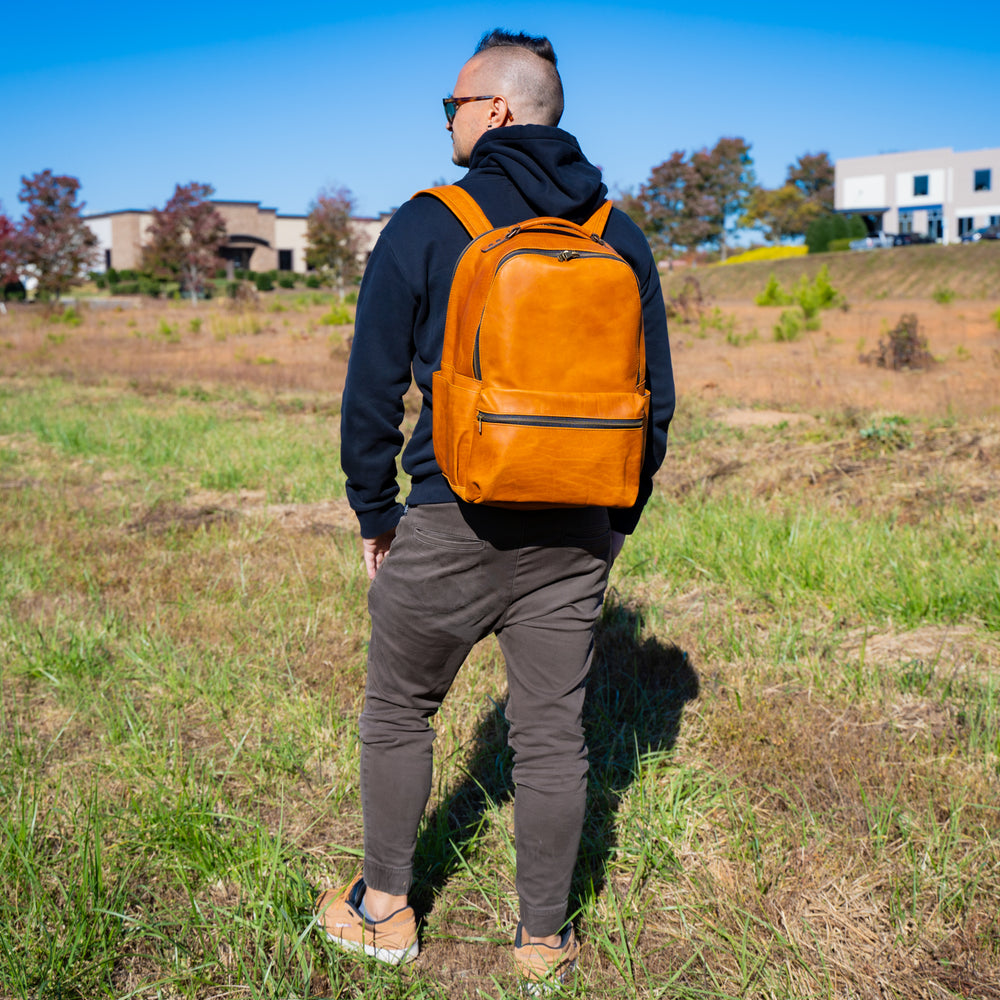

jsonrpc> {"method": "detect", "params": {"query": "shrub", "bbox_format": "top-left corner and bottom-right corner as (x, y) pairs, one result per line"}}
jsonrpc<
(305, 274), (322, 289)
(138, 277), (161, 297)
(861, 313), (934, 370)
(344, 290), (359, 305)
(60, 306), (83, 327)
(254, 273), (274, 292)
(111, 281), (140, 295)
(320, 304), (352, 326)
(277, 273), (296, 289)
(992, 307), (1000, 330)
(755, 273), (793, 306)
(806, 212), (867, 254)
(796, 264), (842, 318)
(931, 285), (955, 304)
(719, 245), (807, 266)
(773, 308), (804, 342)
(827, 238), (852, 252)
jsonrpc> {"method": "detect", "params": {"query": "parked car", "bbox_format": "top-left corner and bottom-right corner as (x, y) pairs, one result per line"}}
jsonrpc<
(960, 224), (1000, 243)
(892, 232), (935, 246)
(849, 231), (894, 251)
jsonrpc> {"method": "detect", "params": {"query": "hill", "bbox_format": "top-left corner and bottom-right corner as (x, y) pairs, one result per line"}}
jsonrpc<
(662, 241), (1000, 302)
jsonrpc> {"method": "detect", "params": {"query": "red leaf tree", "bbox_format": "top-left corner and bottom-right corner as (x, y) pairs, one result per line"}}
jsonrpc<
(16, 171), (99, 300)
(620, 151), (717, 269)
(142, 182), (227, 302)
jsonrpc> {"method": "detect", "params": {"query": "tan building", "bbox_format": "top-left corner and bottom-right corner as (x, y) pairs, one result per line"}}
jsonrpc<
(86, 200), (393, 274)
(835, 146), (1000, 243)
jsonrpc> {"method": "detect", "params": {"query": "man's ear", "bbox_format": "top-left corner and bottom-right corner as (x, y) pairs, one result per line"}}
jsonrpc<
(488, 96), (512, 128)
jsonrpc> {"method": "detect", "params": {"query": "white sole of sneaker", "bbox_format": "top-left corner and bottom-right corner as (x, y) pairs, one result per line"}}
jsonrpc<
(324, 930), (419, 965)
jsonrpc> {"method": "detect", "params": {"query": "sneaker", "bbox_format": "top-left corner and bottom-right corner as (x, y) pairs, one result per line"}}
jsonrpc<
(513, 921), (579, 995)
(315, 871), (419, 965)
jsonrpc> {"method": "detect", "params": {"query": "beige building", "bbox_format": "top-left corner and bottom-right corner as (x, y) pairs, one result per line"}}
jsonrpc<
(86, 200), (393, 274)
(835, 146), (1000, 243)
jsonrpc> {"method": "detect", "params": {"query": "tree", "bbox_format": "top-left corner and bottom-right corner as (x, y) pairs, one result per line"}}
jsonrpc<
(621, 151), (716, 268)
(0, 208), (18, 283)
(743, 184), (823, 243)
(787, 152), (834, 213)
(142, 182), (227, 303)
(689, 137), (757, 260)
(16, 171), (99, 300)
(305, 185), (362, 293)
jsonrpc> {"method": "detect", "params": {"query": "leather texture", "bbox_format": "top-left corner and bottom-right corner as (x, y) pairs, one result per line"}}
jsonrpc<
(416, 185), (649, 508)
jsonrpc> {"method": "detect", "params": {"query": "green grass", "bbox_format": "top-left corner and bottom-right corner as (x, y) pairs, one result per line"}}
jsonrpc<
(1, 373), (998, 998)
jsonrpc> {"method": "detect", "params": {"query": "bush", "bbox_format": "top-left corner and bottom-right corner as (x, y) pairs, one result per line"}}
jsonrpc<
(931, 285), (955, 304)
(277, 273), (296, 289)
(861, 313), (934, 370)
(755, 273), (792, 306)
(320, 304), (352, 326)
(773, 308), (804, 342)
(806, 213), (867, 254)
(138, 277), (161, 297)
(305, 274), (322, 288)
(254, 273), (274, 292)
(111, 281), (141, 295)
(827, 238), (852, 252)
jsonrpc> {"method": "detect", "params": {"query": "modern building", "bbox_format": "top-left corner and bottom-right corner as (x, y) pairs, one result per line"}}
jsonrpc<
(835, 146), (1000, 243)
(85, 200), (393, 274)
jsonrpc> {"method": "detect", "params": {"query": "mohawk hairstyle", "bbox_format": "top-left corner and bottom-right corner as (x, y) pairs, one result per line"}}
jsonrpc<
(475, 29), (558, 66)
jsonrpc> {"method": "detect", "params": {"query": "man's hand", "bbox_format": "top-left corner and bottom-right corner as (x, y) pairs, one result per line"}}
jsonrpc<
(363, 529), (396, 580)
(609, 530), (627, 567)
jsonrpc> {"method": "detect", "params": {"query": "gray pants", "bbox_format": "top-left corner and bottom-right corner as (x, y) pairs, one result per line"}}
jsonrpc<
(359, 501), (611, 936)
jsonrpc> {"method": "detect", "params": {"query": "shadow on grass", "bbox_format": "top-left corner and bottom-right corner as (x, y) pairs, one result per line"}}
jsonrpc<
(410, 593), (699, 923)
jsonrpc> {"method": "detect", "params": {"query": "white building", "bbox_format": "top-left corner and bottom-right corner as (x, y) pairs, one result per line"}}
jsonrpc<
(835, 146), (1000, 243)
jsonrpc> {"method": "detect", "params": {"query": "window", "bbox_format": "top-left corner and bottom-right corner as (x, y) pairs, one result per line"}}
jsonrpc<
(913, 175), (929, 197)
(974, 169), (991, 192)
(958, 217), (975, 237)
(104, 249), (112, 269)
(278, 249), (293, 271)
(898, 209), (913, 235)
(927, 208), (943, 240)
(991, 215), (1000, 227)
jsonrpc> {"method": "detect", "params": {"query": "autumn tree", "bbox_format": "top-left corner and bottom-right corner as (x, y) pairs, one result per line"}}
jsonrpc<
(305, 185), (362, 293)
(743, 184), (823, 242)
(0, 207), (19, 285)
(621, 151), (716, 268)
(689, 137), (757, 260)
(787, 151), (834, 212)
(142, 182), (227, 303)
(16, 171), (99, 300)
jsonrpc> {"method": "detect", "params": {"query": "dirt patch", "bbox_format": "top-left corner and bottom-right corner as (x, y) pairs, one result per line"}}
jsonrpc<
(714, 408), (818, 428)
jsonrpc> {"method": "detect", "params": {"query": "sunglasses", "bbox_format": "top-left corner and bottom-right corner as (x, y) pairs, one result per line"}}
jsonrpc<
(442, 95), (495, 125)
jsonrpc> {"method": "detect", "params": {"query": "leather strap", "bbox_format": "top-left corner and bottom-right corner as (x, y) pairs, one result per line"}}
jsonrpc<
(416, 185), (613, 239)
(414, 185), (493, 237)
(584, 199), (613, 236)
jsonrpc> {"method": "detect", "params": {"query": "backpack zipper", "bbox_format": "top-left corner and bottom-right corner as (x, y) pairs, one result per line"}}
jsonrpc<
(478, 411), (645, 433)
(472, 248), (633, 379)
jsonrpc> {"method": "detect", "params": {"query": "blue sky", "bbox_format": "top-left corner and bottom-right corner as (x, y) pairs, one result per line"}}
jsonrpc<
(2, 1), (997, 220)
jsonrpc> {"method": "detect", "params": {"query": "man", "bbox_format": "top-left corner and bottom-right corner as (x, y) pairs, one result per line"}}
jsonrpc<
(319, 29), (674, 990)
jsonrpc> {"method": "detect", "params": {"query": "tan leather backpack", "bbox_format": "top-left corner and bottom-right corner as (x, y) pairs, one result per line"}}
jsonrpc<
(418, 185), (649, 508)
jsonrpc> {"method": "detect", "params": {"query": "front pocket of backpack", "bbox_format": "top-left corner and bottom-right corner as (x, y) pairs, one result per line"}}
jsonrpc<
(469, 388), (649, 507)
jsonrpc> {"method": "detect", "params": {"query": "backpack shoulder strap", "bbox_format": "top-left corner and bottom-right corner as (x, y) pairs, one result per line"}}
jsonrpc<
(583, 199), (614, 237)
(413, 185), (493, 238)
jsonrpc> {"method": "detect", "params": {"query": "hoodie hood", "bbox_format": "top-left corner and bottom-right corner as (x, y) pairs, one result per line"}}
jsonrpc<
(466, 125), (608, 223)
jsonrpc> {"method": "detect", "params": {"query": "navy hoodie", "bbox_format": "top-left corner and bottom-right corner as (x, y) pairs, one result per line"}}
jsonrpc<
(341, 125), (674, 538)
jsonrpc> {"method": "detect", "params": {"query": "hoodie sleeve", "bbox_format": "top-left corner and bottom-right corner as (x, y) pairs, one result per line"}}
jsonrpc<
(340, 231), (417, 538)
(604, 210), (675, 535)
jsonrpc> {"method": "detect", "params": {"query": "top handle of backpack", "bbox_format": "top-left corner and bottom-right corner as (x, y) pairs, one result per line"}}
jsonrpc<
(414, 185), (614, 240)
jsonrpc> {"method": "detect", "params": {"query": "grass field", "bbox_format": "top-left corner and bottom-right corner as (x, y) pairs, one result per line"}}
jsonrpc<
(1, 267), (999, 999)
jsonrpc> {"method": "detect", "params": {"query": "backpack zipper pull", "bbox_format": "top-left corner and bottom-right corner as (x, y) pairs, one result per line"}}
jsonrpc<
(557, 249), (580, 261)
(482, 225), (522, 252)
